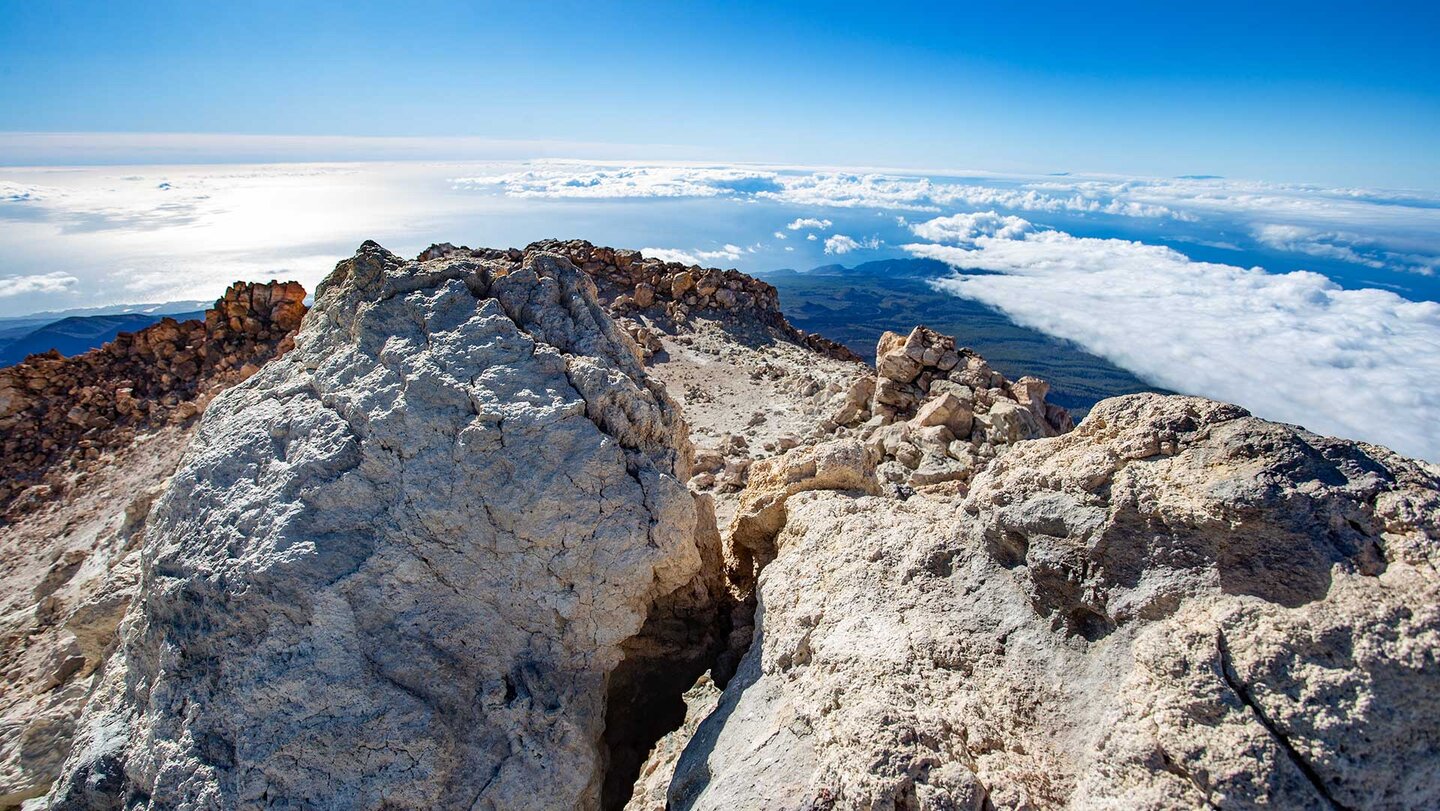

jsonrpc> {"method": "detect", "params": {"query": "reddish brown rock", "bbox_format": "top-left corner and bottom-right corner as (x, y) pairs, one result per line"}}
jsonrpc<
(0, 281), (307, 517)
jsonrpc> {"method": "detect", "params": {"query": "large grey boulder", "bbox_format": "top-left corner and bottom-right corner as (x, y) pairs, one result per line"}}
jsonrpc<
(49, 243), (722, 810)
(671, 394), (1440, 809)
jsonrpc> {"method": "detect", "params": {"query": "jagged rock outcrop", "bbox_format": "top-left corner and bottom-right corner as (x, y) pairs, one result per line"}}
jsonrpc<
(824, 326), (1073, 494)
(421, 239), (860, 365)
(0, 281), (306, 515)
(671, 394), (1440, 809)
(47, 243), (726, 810)
(11, 236), (1440, 811)
(1, 282), (306, 808)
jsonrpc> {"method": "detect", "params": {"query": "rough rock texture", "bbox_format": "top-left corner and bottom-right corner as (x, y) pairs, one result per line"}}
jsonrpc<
(654, 332), (870, 526)
(671, 394), (1440, 809)
(727, 439), (880, 592)
(824, 326), (1073, 495)
(13, 237), (1440, 810)
(48, 243), (724, 810)
(0, 281), (306, 515)
(0, 427), (190, 810)
(624, 675), (722, 811)
(419, 238), (859, 366)
(418, 240), (874, 524)
(495, 239), (874, 527)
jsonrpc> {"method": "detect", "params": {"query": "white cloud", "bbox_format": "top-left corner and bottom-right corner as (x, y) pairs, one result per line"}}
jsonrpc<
(445, 162), (1440, 275)
(640, 247), (700, 265)
(451, 165), (781, 199)
(905, 216), (1440, 461)
(1031, 176), (1440, 274)
(695, 244), (746, 262)
(450, 164), (1194, 220)
(823, 234), (881, 255)
(786, 217), (833, 230)
(909, 211), (1033, 244)
(1, 182), (44, 203)
(761, 173), (1191, 219)
(1254, 224), (1436, 276)
(773, 231), (787, 239)
(635, 243), (748, 266)
(0, 271), (80, 297)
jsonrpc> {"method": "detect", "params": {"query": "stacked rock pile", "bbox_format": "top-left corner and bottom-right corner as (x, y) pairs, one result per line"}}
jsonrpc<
(0, 281), (306, 513)
(827, 326), (1074, 492)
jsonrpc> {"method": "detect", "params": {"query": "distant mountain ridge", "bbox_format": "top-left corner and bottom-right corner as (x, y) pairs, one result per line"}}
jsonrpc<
(0, 299), (211, 367)
(0, 309), (206, 366)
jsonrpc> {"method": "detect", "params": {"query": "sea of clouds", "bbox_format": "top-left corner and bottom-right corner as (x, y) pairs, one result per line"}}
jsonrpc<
(904, 213), (1440, 459)
(3, 158), (1438, 459)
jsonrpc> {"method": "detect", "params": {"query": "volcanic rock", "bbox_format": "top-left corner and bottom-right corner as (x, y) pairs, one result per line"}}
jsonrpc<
(47, 244), (725, 810)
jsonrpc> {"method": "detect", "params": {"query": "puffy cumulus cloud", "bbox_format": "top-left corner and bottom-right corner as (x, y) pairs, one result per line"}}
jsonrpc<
(906, 222), (1440, 461)
(773, 231), (787, 239)
(1255, 224), (1437, 276)
(639, 247), (700, 265)
(909, 211), (1033, 244)
(451, 164), (782, 199)
(696, 244), (747, 262)
(824, 234), (881, 255)
(642, 244), (751, 264)
(786, 217), (833, 230)
(0, 271), (80, 297)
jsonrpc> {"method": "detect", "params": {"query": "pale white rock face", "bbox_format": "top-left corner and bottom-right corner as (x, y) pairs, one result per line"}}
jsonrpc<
(48, 244), (718, 810)
(0, 428), (189, 809)
(671, 394), (1440, 810)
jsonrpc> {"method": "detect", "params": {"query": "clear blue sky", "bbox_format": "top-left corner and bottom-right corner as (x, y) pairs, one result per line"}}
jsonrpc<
(1, 0), (1437, 188)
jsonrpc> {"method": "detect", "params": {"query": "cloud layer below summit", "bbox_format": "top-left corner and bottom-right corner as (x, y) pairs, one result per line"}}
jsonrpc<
(903, 213), (1440, 460)
(4, 158), (1439, 459)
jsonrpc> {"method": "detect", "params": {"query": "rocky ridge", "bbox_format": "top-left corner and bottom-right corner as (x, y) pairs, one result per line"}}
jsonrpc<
(0, 240), (867, 809)
(1, 238), (1436, 810)
(420, 239), (860, 365)
(0, 281), (306, 515)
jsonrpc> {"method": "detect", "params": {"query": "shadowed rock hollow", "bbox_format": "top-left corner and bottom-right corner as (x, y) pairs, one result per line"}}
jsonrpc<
(48, 243), (726, 810)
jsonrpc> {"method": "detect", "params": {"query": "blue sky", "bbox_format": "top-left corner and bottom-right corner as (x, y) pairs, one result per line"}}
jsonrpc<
(2, 1), (1438, 188)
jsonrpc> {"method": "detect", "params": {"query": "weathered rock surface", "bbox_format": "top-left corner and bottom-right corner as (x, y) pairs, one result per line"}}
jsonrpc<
(672, 394), (1440, 809)
(824, 326), (1074, 495)
(10, 236), (1440, 811)
(0, 427), (190, 810)
(47, 243), (724, 810)
(0, 281), (306, 516)
(727, 439), (880, 591)
(419, 238), (859, 366)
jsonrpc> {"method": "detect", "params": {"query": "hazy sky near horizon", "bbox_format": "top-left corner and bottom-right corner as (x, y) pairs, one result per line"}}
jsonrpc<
(1, 1), (1438, 188)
